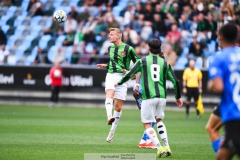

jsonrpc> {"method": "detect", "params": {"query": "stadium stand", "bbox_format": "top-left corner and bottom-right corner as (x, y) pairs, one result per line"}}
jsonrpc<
(0, 0), (239, 69)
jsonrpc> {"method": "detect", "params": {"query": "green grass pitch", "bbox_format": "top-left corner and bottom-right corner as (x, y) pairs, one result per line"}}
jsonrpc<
(0, 104), (216, 160)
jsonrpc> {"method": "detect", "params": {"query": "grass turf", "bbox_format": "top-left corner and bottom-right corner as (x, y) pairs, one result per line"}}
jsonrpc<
(0, 104), (215, 160)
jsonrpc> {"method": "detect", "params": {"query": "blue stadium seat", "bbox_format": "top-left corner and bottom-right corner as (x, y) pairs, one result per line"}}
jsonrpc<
(65, 46), (73, 63)
(14, 15), (27, 27)
(207, 40), (216, 54)
(7, 6), (17, 17)
(181, 47), (189, 57)
(15, 46), (27, 60)
(21, 0), (31, 10)
(1, 25), (10, 34)
(14, 25), (26, 37)
(174, 57), (188, 69)
(112, 6), (122, 17)
(69, 0), (79, 6)
(24, 46), (38, 65)
(47, 46), (58, 63)
(30, 16), (42, 26)
(45, 17), (53, 28)
(38, 35), (52, 49)
(195, 57), (203, 69)
(40, 0), (48, 3)
(0, 15), (12, 26)
(55, 35), (66, 47)
(7, 35), (18, 48)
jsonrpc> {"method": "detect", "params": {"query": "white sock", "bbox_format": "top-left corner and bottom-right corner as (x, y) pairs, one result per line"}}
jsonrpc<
(145, 128), (161, 149)
(111, 110), (122, 131)
(157, 121), (169, 146)
(105, 98), (113, 119)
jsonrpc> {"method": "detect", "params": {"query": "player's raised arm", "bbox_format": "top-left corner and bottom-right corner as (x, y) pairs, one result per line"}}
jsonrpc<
(96, 63), (108, 69)
(118, 60), (141, 85)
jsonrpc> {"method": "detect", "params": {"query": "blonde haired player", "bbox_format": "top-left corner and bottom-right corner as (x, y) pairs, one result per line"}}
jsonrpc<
(96, 28), (139, 142)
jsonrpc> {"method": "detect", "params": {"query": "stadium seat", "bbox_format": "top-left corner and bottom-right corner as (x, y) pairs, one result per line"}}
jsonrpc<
(47, 46), (58, 63)
(65, 46), (73, 63)
(21, 0), (30, 10)
(55, 35), (66, 47)
(181, 47), (189, 57)
(30, 16), (42, 26)
(7, 35), (18, 48)
(174, 57), (188, 69)
(41, 0), (48, 3)
(14, 15), (27, 27)
(24, 46), (38, 65)
(195, 57), (203, 69)
(112, 6), (123, 17)
(45, 17), (53, 29)
(1, 25), (10, 34)
(13, 25), (26, 37)
(7, 6), (17, 18)
(0, 15), (13, 26)
(38, 35), (52, 50)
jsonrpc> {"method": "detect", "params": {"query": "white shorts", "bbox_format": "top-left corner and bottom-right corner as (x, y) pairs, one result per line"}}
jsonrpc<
(105, 73), (128, 100)
(141, 98), (167, 123)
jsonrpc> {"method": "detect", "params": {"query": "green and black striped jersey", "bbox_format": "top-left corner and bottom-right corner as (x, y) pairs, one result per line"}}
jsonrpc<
(106, 43), (139, 73)
(118, 54), (181, 100)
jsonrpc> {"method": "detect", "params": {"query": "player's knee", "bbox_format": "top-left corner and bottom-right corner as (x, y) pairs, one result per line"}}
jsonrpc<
(205, 123), (213, 134)
(156, 118), (162, 123)
(114, 103), (122, 112)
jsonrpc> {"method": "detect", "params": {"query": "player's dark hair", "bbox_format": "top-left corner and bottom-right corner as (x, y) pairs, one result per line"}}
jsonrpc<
(148, 38), (161, 54)
(219, 23), (238, 44)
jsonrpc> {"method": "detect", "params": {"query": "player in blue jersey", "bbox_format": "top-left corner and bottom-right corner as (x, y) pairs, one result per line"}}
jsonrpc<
(133, 77), (156, 149)
(208, 23), (240, 160)
(206, 105), (222, 153)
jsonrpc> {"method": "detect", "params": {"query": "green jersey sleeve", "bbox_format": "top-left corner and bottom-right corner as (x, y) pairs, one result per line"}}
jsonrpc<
(166, 64), (181, 99)
(129, 47), (139, 63)
(118, 59), (142, 85)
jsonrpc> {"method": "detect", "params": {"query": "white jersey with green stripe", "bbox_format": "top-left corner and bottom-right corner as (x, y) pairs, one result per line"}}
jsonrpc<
(118, 54), (181, 100)
(106, 42), (139, 73)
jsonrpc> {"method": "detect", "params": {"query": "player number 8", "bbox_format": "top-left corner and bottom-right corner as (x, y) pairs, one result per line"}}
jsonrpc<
(150, 64), (160, 82)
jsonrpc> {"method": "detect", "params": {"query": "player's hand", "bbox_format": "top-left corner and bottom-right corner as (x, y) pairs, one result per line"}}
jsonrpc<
(133, 84), (140, 95)
(96, 64), (107, 69)
(176, 99), (183, 108)
(133, 87), (139, 95)
(122, 69), (128, 73)
(199, 88), (202, 94)
(114, 83), (118, 87)
(183, 88), (187, 94)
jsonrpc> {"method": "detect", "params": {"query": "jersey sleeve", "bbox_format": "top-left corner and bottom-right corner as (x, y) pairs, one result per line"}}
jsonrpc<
(182, 69), (187, 80)
(198, 69), (202, 80)
(129, 47), (139, 63)
(118, 59), (141, 85)
(208, 55), (223, 80)
(166, 64), (181, 99)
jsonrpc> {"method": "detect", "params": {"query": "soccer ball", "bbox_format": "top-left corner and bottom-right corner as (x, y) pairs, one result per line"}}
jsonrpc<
(53, 10), (67, 23)
(53, 69), (61, 78)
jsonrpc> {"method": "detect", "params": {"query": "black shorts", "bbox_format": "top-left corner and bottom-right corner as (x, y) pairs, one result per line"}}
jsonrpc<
(221, 120), (240, 156)
(186, 87), (199, 102)
(213, 105), (220, 117)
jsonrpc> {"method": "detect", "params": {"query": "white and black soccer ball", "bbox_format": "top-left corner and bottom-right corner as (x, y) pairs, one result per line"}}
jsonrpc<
(53, 69), (61, 78)
(53, 10), (67, 23)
